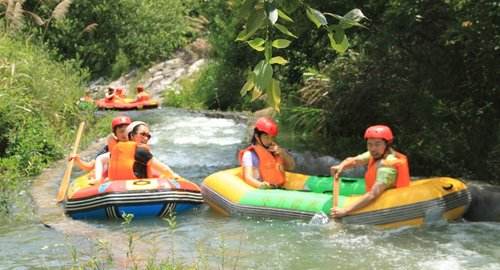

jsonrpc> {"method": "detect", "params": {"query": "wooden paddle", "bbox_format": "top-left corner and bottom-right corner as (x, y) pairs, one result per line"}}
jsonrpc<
(332, 173), (340, 222)
(56, 121), (85, 203)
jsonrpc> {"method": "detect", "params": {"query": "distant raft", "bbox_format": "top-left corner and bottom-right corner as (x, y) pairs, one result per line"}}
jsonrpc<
(64, 174), (203, 219)
(201, 168), (471, 228)
(94, 98), (159, 110)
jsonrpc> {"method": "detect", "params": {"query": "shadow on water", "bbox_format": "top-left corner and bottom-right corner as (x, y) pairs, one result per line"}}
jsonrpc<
(0, 107), (496, 269)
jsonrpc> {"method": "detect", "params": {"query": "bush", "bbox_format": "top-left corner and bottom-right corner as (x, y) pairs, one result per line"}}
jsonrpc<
(0, 34), (93, 192)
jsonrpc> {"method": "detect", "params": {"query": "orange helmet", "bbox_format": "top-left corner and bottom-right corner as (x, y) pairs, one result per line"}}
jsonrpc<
(255, 117), (278, 136)
(111, 116), (132, 129)
(364, 125), (393, 143)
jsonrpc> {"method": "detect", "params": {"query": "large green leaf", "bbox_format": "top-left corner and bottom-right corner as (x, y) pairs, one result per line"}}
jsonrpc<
(267, 79), (281, 111)
(274, 23), (297, 38)
(240, 72), (256, 96)
(272, 39), (291, 49)
(253, 60), (273, 92)
(269, 56), (288, 65)
(306, 7), (327, 28)
(328, 31), (349, 53)
(247, 38), (266, 51)
(278, 9), (293, 22)
(236, 9), (266, 41)
(324, 8), (367, 29)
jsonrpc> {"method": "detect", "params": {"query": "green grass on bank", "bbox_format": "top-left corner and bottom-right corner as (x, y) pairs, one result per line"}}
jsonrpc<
(0, 34), (109, 215)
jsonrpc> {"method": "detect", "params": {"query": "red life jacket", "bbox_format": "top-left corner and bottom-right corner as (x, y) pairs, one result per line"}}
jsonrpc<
(136, 92), (150, 102)
(239, 144), (286, 186)
(365, 150), (410, 192)
(108, 141), (152, 180)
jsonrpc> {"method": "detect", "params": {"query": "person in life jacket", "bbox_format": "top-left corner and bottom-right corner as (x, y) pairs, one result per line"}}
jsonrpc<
(239, 117), (295, 189)
(114, 87), (127, 100)
(104, 87), (116, 103)
(94, 121), (179, 182)
(134, 85), (151, 102)
(330, 125), (411, 218)
(70, 116), (132, 173)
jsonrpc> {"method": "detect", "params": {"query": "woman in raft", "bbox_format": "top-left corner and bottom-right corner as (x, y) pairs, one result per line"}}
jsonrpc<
(239, 117), (295, 189)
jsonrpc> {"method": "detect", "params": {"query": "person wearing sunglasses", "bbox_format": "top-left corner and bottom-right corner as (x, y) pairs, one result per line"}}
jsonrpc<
(94, 121), (179, 182)
(239, 117), (295, 189)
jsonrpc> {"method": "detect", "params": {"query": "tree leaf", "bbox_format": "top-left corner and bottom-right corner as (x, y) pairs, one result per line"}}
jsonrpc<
(343, 8), (367, 22)
(247, 38), (266, 51)
(328, 31), (349, 53)
(306, 7), (327, 28)
(274, 23), (297, 38)
(251, 86), (262, 101)
(324, 9), (367, 30)
(267, 79), (281, 112)
(268, 7), (278, 25)
(236, 9), (266, 41)
(240, 72), (255, 96)
(254, 60), (273, 92)
(272, 39), (291, 49)
(269, 56), (288, 65)
(278, 9), (293, 22)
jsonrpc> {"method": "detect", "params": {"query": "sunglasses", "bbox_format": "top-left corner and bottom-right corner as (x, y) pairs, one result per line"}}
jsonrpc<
(139, 132), (151, 139)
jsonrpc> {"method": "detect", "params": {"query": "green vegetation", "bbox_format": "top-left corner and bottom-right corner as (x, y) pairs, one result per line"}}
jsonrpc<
(193, 0), (498, 181)
(0, 34), (109, 215)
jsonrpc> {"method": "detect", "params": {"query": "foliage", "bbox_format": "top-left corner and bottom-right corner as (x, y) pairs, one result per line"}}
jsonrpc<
(13, 0), (197, 78)
(0, 34), (102, 199)
(236, 0), (366, 111)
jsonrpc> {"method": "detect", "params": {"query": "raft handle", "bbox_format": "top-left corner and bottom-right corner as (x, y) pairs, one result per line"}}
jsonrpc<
(133, 180), (151, 186)
(442, 184), (454, 191)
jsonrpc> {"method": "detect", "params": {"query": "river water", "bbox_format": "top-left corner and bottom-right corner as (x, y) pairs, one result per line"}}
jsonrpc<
(2, 108), (500, 269)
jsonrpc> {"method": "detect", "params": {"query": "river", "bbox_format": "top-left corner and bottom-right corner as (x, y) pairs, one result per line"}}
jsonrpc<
(2, 108), (499, 269)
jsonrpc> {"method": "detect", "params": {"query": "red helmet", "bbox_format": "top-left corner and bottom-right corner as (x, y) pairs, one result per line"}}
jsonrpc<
(255, 117), (278, 136)
(364, 125), (394, 143)
(111, 116), (132, 129)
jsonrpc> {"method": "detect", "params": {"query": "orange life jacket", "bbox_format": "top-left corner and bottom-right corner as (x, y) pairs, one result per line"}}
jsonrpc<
(106, 134), (119, 152)
(136, 92), (150, 102)
(108, 141), (152, 180)
(364, 150), (410, 192)
(239, 144), (286, 186)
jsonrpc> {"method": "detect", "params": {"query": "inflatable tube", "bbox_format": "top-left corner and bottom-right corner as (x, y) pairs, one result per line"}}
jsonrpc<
(201, 168), (471, 228)
(95, 98), (159, 110)
(64, 174), (203, 219)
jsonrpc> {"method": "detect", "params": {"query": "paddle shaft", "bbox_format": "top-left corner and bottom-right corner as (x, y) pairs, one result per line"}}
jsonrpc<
(333, 174), (340, 208)
(56, 122), (85, 203)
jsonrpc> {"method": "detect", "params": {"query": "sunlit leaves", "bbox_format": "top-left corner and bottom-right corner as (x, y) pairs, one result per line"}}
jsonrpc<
(267, 7), (278, 24)
(273, 23), (297, 38)
(278, 10), (293, 22)
(269, 56), (288, 65)
(272, 39), (291, 49)
(306, 7), (327, 28)
(324, 8), (368, 29)
(247, 38), (265, 51)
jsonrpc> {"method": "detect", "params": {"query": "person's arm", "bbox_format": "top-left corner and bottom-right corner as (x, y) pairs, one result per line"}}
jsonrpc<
(94, 153), (110, 181)
(331, 182), (388, 218)
(150, 158), (179, 179)
(69, 154), (95, 171)
(268, 143), (295, 171)
(330, 152), (369, 179)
